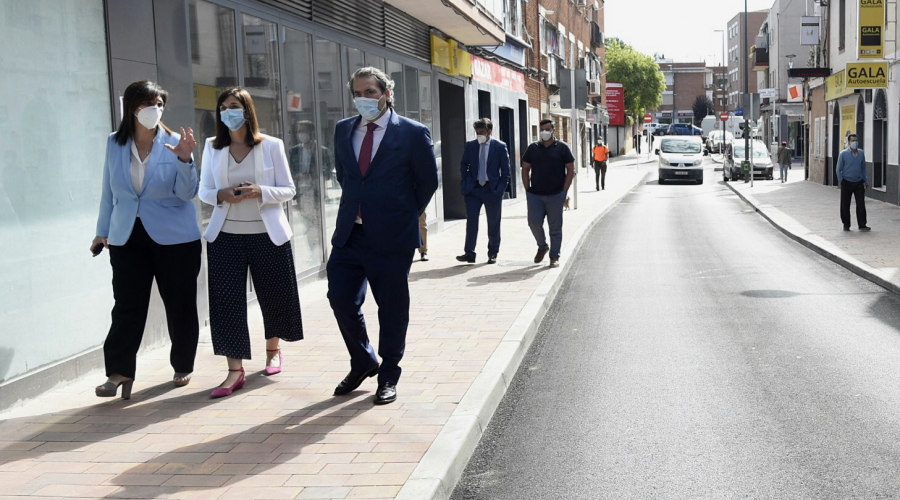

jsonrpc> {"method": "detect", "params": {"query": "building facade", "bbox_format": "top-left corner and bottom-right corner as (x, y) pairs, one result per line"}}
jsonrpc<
(726, 10), (768, 112)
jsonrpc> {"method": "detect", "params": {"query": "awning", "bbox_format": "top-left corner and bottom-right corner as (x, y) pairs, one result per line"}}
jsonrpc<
(384, 0), (505, 45)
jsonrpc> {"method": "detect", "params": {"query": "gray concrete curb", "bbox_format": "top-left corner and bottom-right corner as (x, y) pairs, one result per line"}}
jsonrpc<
(725, 182), (900, 297)
(395, 170), (650, 500)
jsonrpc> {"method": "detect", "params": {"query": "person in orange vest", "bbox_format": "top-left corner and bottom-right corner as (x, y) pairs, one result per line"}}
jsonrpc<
(591, 138), (610, 191)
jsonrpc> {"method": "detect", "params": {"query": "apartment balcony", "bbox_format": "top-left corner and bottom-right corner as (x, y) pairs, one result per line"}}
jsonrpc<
(752, 46), (769, 72)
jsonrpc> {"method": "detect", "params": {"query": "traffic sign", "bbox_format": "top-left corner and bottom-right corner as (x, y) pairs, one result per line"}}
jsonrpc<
(643, 113), (653, 123)
(719, 112), (729, 122)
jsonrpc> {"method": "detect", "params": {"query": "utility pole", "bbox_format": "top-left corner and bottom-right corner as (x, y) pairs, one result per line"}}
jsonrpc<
(743, 0), (750, 184)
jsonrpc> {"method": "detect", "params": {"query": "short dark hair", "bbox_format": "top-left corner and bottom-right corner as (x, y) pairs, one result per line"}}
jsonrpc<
(213, 88), (263, 150)
(848, 133), (858, 140)
(473, 118), (493, 131)
(114, 81), (174, 146)
(539, 119), (554, 128)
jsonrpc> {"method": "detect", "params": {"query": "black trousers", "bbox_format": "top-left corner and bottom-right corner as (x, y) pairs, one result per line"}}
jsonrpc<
(840, 179), (867, 228)
(593, 160), (607, 189)
(105, 219), (201, 379)
(207, 232), (304, 360)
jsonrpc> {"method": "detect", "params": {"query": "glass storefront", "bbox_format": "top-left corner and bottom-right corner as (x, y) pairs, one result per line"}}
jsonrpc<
(186, 0), (438, 276)
(0, 0), (112, 382)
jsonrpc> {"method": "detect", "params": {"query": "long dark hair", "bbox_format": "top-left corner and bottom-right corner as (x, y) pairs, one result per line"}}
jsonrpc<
(212, 88), (263, 150)
(114, 81), (173, 146)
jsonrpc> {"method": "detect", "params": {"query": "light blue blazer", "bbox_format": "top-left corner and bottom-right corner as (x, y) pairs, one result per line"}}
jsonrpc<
(96, 128), (201, 246)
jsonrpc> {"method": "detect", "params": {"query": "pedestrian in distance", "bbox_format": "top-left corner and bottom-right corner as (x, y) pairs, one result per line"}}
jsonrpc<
(835, 133), (871, 232)
(456, 118), (511, 265)
(418, 212), (429, 261)
(521, 119), (576, 269)
(777, 140), (792, 182)
(199, 87), (304, 399)
(92, 80), (201, 399)
(591, 138), (609, 191)
(328, 67), (439, 405)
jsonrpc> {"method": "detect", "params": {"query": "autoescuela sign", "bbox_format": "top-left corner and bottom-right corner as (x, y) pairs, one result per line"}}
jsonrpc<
(845, 61), (888, 88)
(470, 55), (525, 93)
(859, 0), (885, 59)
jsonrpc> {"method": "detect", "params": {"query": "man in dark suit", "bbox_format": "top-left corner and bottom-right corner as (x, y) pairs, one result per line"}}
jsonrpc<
(328, 67), (439, 405)
(456, 118), (510, 264)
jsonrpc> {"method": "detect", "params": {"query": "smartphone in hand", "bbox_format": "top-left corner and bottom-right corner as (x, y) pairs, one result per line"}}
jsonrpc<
(233, 183), (246, 196)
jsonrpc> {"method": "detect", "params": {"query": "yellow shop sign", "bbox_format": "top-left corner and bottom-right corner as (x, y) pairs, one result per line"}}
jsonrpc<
(845, 62), (888, 88)
(825, 70), (854, 100)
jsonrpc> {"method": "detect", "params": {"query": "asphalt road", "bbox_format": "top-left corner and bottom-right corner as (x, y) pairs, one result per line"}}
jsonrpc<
(451, 161), (900, 500)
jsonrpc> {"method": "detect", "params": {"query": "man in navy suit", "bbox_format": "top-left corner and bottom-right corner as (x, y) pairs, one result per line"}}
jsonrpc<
(328, 67), (439, 405)
(456, 118), (510, 264)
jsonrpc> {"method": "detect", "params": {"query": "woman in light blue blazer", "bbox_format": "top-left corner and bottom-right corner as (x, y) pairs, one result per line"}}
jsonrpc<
(199, 88), (303, 399)
(91, 81), (201, 399)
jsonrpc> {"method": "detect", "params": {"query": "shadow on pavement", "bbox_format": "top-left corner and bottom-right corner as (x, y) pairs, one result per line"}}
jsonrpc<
(466, 265), (546, 287)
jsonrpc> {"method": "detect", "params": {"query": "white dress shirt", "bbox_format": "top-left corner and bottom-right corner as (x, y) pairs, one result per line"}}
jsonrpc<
(129, 141), (150, 196)
(352, 108), (393, 164)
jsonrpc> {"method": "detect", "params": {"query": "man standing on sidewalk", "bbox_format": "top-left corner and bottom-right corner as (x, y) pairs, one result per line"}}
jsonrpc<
(591, 138), (609, 191)
(522, 119), (576, 268)
(328, 67), (439, 405)
(457, 118), (510, 264)
(835, 133), (871, 232)
(777, 141), (792, 182)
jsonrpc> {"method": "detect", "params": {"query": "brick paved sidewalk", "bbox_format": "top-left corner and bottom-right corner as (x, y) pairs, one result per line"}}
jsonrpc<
(727, 171), (900, 295)
(0, 160), (651, 500)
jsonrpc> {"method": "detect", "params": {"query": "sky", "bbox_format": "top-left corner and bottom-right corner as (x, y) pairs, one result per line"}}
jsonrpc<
(604, 0), (782, 65)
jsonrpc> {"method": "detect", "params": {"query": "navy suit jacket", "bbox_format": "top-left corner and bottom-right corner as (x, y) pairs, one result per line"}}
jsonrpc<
(460, 138), (510, 197)
(331, 110), (439, 253)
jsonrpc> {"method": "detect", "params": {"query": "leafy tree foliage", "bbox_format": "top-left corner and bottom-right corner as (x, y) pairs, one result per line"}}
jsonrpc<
(692, 95), (714, 123)
(604, 38), (666, 121)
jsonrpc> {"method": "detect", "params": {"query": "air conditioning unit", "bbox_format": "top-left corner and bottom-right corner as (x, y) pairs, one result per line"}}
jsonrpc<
(588, 79), (602, 96)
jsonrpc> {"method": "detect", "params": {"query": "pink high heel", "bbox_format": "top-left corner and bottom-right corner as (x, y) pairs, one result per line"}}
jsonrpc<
(211, 368), (245, 399)
(264, 349), (282, 376)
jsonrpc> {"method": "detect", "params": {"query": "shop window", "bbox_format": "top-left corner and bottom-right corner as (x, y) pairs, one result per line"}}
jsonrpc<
(405, 66), (420, 122)
(188, 0), (238, 224)
(387, 60), (405, 115)
(344, 47), (365, 118)
(242, 14), (282, 138)
(284, 27), (324, 271)
(314, 37), (343, 244)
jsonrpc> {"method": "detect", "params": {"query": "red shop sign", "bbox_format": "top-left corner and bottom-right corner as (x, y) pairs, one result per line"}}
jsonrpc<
(471, 55), (526, 94)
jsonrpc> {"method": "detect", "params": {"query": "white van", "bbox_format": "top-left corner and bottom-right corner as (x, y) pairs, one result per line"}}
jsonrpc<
(656, 136), (707, 185)
(702, 114), (744, 139)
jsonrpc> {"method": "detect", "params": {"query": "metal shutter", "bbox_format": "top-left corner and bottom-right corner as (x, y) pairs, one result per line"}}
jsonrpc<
(313, 0), (385, 46)
(384, 4), (430, 61)
(257, 0), (312, 19)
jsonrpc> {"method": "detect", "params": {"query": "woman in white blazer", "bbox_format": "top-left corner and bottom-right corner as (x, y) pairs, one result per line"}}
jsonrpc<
(92, 80), (201, 399)
(199, 88), (304, 398)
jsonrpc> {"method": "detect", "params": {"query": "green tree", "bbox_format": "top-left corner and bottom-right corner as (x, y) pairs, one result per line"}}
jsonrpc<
(604, 39), (666, 122)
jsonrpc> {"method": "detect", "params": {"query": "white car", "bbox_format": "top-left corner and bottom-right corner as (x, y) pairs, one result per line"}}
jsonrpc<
(656, 136), (707, 185)
(706, 130), (734, 153)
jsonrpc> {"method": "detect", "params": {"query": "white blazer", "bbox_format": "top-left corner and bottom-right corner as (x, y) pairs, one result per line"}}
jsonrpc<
(199, 134), (296, 245)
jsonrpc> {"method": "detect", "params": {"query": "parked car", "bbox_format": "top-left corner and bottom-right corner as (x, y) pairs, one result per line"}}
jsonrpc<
(723, 140), (774, 181)
(666, 123), (703, 136)
(706, 130), (734, 153)
(643, 122), (665, 136)
(656, 136), (707, 185)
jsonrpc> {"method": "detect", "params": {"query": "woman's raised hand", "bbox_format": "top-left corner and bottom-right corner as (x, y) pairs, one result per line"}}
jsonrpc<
(165, 127), (197, 162)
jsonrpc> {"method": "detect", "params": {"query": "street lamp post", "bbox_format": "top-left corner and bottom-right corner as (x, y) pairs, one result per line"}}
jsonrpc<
(714, 29), (726, 128)
(780, 54), (796, 146)
(743, 0), (750, 183)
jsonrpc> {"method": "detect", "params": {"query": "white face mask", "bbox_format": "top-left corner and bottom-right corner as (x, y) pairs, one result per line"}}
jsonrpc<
(135, 105), (163, 130)
(298, 132), (311, 143)
(540, 130), (553, 141)
(354, 95), (385, 121)
(476, 134), (488, 144)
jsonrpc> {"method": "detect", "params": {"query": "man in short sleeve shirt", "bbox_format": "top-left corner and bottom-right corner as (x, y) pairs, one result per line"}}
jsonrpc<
(521, 119), (576, 268)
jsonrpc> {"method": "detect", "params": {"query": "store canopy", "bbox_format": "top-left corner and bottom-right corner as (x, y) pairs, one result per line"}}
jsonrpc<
(385, 0), (504, 45)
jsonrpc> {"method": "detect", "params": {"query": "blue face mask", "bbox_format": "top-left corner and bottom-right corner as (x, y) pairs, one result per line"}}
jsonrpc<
(354, 95), (384, 121)
(850, 141), (859, 149)
(221, 108), (247, 131)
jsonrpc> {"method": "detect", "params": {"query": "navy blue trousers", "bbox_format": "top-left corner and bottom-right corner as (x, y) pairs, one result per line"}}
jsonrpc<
(327, 224), (414, 384)
(207, 232), (304, 360)
(463, 184), (503, 259)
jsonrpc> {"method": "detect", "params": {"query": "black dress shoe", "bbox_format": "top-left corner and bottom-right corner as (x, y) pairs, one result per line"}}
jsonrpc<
(374, 382), (397, 405)
(487, 256), (497, 264)
(860, 226), (872, 231)
(333, 364), (379, 396)
(534, 248), (549, 264)
(420, 252), (429, 261)
(456, 254), (475, 263)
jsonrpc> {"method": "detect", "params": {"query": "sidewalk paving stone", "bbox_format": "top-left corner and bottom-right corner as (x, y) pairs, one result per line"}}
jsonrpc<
(0, 154), (652, 499)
